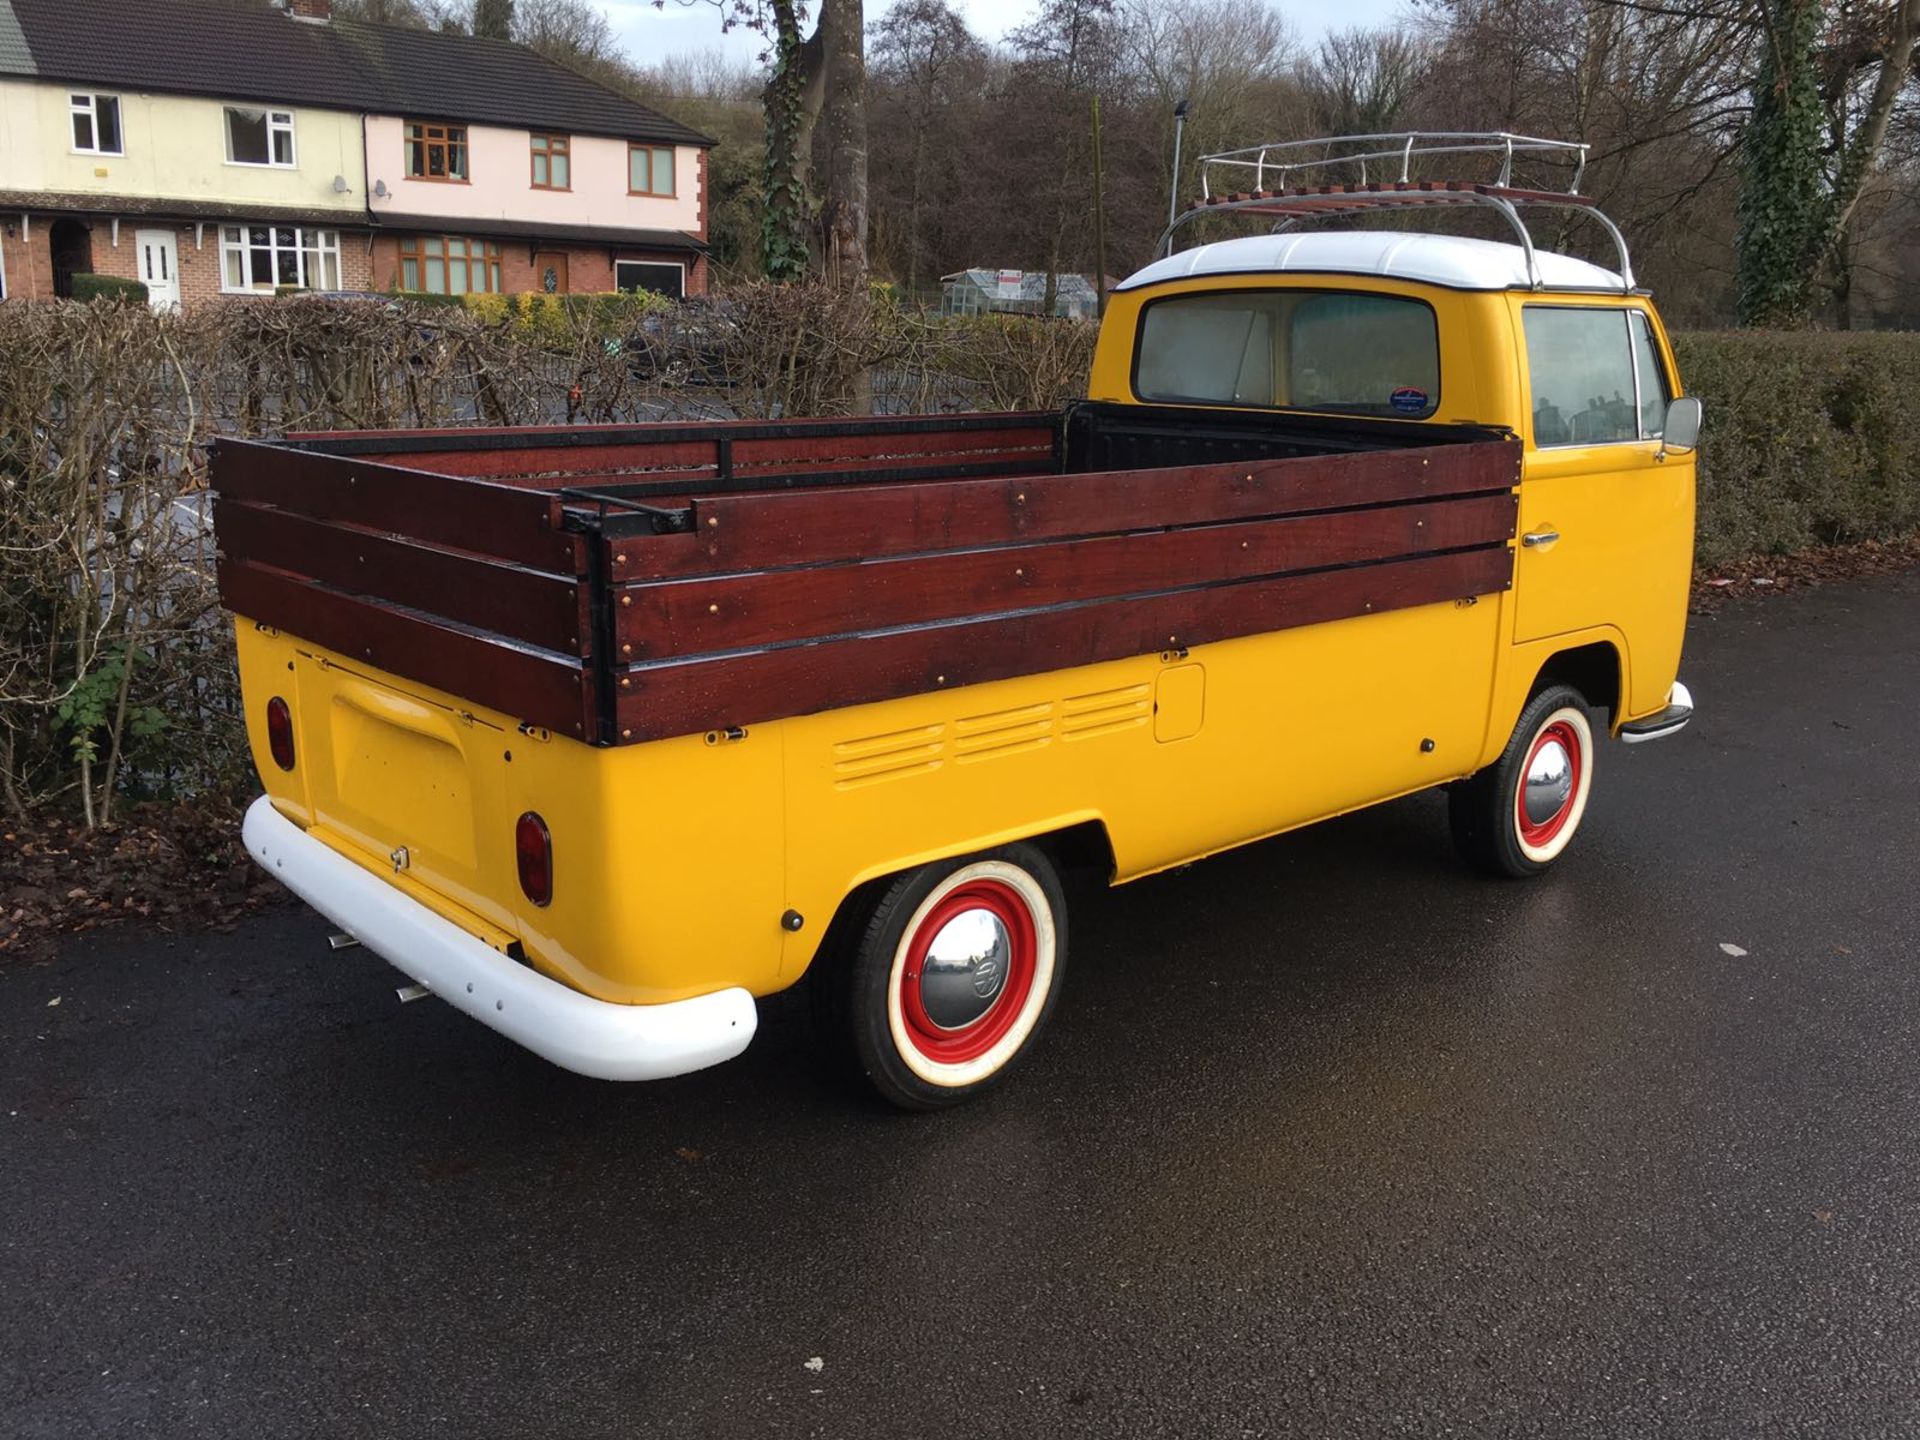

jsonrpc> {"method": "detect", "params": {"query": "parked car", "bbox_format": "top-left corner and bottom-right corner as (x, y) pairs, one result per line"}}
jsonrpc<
(624, 296), (738, 386)
(212, 133), (1697, 1109)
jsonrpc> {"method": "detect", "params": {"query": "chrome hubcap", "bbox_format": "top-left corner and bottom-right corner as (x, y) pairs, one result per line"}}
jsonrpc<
(1522, 738), (1574, 826)
(918, 907), (1012, 1030)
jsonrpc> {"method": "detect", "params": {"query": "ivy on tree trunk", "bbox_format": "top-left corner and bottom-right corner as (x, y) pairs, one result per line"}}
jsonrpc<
(1736, 0), (1920, 326)
(761, 0), (824, 283)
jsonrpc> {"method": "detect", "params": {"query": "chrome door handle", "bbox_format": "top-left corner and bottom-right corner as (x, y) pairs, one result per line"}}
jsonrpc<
(1521, 529), (1560, 548)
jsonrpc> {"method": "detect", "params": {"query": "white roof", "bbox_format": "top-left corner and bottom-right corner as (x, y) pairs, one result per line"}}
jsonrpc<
(1116, 231), (1626, 294)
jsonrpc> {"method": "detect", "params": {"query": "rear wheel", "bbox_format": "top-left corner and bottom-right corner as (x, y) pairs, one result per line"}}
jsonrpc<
(1450, 684), (1595, 878)
(813, 845), (1067, 1110)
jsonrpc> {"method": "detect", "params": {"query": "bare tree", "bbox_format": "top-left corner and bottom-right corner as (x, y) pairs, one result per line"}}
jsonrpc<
(472, 0), (513, 39)
(871, 0), (989, 290)
(1120, 0), (1303, 245)
(513, 0), (615, 65)
(1298, 27), (1428, 135)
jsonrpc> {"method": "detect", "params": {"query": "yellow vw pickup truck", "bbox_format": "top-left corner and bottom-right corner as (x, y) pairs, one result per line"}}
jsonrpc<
(213, 136), (1697, 1108)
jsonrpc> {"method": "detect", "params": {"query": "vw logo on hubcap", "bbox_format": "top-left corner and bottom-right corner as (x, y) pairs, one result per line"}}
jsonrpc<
(919, 907), (1012, 1030)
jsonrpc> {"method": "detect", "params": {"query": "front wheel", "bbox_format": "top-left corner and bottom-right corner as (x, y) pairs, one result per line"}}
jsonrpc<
(812, 844), (1067, 1110)
(1450, 685), (1596, 878)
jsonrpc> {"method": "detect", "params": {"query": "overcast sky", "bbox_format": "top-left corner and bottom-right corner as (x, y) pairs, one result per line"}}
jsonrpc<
(593, 0), (1407, 72)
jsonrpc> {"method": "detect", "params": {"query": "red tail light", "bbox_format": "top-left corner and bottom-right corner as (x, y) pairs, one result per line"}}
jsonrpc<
(266, 696), (295, 771)
(515, 812), (553, 907)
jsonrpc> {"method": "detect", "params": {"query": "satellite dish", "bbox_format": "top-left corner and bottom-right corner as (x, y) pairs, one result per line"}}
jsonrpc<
(373, 179), (390, 200)
(332, 174), (351, 194)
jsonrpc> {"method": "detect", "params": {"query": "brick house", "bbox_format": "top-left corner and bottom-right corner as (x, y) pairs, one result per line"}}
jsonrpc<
(0, 0), (710, 308)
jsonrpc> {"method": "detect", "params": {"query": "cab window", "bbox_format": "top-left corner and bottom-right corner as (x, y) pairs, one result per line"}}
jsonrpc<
(1134, 290), (1440, 418)
(1524, 306), (1670, 447)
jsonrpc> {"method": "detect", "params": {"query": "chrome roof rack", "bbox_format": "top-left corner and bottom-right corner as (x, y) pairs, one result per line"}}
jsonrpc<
(1159, 131), (1633, 293)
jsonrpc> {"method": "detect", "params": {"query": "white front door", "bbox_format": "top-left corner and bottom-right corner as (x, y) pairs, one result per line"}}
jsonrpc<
(135, 229), (181, 311)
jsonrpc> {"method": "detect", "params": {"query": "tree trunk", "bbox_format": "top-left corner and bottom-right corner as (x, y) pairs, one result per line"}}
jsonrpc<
(1734, 0), (1828, 326)
(816, 0), (870, 288)
(1737, 0), (1920, 325)
(761, 0), (827, 283)
(1815, 0), (1920, 276)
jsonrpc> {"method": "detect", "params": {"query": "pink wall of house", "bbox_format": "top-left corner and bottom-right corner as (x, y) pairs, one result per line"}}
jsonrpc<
(363, 116), (702, 234)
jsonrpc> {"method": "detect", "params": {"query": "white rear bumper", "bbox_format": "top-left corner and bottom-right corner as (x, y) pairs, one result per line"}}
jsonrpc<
(242, 796), (757, 1081)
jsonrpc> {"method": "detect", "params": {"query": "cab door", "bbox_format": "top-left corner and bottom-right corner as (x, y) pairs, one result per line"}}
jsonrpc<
(1510, 301), (1695, 715)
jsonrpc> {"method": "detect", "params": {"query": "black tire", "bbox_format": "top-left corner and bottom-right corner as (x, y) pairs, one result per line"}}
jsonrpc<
(811, 843), (1068, 1111)
(1450, 684), (1597, 878)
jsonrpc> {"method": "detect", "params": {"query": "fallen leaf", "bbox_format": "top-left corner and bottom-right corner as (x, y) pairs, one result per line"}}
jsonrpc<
(803, 1356), (825, 1373)
(674, 1147), (705, 1163)
(1719, 943), (1748, 957)
(46, 996), (61, 1007)
(1813, 1209), (1833, 1225)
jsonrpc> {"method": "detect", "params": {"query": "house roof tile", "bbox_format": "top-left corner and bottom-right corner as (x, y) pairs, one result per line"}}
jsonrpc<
(0, 0), (713, 146)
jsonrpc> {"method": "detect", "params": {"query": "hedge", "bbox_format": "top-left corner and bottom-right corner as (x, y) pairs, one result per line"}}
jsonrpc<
(1675, 332), (1920, 566)
(69, 273), (148, 304)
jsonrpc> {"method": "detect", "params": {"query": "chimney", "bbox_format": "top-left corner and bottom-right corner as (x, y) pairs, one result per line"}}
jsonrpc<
(286, 0), (332, 20)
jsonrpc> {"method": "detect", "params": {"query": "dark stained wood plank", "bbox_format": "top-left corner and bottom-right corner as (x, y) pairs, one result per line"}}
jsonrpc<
(218, 559), (592, 739)
(614, 492), (1517, 657)
(210, 441), (580, 573)
(355, 429), (1054, 484)
(608, 439), (1521, 580)
(358, 439), (724, 480)
(214, 499), (589, 657)
(612, 545), (1513, 742)
(285, 412), (1059, 479)
(728, 424), (1055, 470)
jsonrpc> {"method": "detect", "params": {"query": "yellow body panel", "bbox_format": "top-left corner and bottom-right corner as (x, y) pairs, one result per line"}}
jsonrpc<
(236, 268), (1695, 1008)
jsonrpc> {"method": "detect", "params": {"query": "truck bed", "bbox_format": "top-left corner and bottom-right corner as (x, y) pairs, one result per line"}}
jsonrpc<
(211, 403), (1521, 745)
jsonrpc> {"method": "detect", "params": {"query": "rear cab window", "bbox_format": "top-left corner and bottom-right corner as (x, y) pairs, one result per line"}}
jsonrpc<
(1524, 306), (1672, 447)
(1133, 290), (1441, 419)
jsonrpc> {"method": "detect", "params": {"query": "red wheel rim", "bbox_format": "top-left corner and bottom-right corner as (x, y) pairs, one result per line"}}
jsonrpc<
(898, 878), (1039, 1066)
(1516, 719), (1583, 848)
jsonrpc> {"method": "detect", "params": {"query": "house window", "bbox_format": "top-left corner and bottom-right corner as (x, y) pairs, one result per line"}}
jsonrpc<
(628, 145), (675, 197)
(71, 94), (123, 155)
(398, 236), (503, 294)
(405, 122), (469, 182)
(530, 133), (570, 190)
(227, 107), (296, 167)
(615, 260), (685, 299)
(220, 225), (342, 292)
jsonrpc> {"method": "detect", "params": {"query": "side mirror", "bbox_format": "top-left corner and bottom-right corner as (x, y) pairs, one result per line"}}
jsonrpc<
(1659, 396), (1702, 458)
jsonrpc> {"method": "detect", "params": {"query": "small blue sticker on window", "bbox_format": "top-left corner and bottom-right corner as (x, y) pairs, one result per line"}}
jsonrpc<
(1390, 387), (1429, 414)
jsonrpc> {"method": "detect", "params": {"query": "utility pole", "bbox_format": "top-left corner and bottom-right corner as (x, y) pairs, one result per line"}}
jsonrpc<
(1165, 98), (1191, 252)
(1091, 94), (1108, 315)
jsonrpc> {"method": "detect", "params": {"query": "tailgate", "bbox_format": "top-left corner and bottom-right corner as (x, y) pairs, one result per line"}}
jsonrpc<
(292, 653), (522, 945)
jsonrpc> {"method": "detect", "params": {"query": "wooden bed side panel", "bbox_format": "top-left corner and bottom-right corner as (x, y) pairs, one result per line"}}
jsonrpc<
(210, 441), (578, 572)
(613, 545), (1513, 742)
(284, 413), (1059, 481)
(219, 559), (593, 739)
(213, 499), (589, 658)
(614, 492), (1518, 657)
(609, 439), (1523, 580)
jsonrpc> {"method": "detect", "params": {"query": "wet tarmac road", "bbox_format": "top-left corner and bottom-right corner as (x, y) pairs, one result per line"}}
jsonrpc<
(4, 572), (1919, 1438)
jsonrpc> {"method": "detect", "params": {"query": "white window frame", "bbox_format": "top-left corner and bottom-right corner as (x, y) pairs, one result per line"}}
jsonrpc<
(70, 93), (124, 156)
(614, 259), (687, 298)
(219, 225), (343, 293)
(225, 107), (297, 168)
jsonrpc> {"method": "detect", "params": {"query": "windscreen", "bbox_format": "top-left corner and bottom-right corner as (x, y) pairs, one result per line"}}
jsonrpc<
(1134, 290), (1441, 419)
